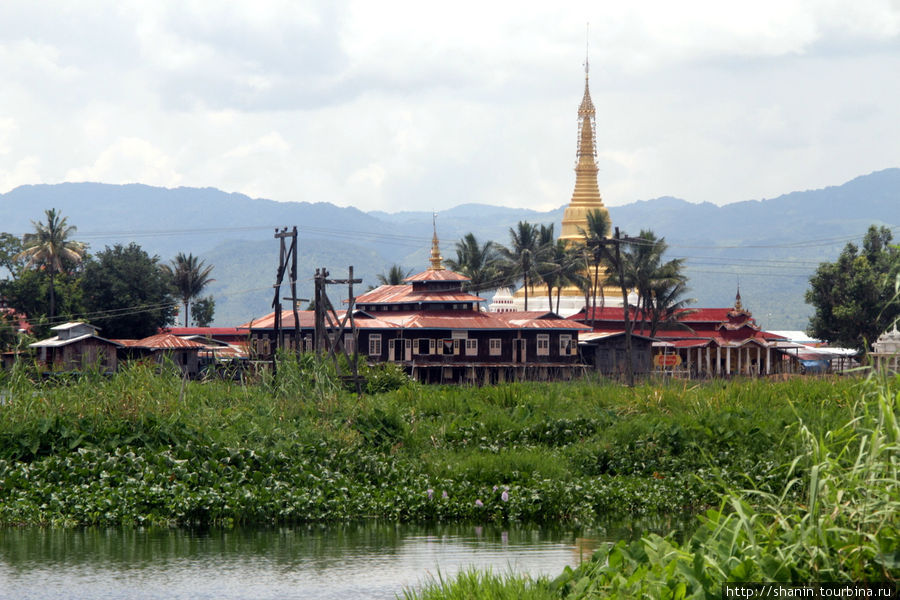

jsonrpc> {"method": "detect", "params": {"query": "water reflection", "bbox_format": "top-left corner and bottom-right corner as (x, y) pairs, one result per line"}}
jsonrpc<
(0, 517), (691, 600)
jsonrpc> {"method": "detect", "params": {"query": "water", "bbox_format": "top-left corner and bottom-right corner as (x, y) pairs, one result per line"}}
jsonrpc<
(0, 518), (689, 599)
(0, 523), (580, 599)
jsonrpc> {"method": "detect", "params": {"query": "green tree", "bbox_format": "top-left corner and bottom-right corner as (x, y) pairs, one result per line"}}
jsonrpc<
(498, 221), (549, 311)
(622, 230), (693, 336)
(577, 209), (613, 323)
(445, 233), (501, 292)
(191, 296), (216, 327)
(81, 243), (176, 339)
(376, 264), (413, 286)
(806, 225), (900, 351)
(0, 232), (24, 280)
(15, 209), (86, 320)
(164, 253), (215, 327)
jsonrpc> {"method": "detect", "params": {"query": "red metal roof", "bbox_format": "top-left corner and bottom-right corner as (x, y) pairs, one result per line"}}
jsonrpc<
(133, 333), (207, 350)
(239, 311), (318, 330)
(355, 285), (484, 305)
(244, 308), (588, 333)
(164, 327), (247, 338)
(404, 269), (470, 282)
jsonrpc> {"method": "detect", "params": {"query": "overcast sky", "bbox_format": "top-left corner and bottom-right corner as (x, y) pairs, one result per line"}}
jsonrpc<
(1, 1), (898, 212)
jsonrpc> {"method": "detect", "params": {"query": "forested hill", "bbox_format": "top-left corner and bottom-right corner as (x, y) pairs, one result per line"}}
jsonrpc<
(1, 168), (898, 329)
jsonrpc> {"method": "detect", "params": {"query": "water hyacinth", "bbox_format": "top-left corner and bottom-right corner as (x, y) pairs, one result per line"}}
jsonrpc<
(475, 499), (483, 508)
(501, 490), (509, 502)
(427, 488), (434, 500)
(442, 491), (448, 499)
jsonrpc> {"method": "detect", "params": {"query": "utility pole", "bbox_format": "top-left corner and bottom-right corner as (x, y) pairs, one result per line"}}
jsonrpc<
(271, 226), (298, 375)
(613, 227), (635, 387)
(313, 266), (364, 396)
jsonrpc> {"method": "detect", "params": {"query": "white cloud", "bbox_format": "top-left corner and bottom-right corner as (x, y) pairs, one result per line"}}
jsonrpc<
(0, 0), (897, 211)
(65, 137), (182, 187)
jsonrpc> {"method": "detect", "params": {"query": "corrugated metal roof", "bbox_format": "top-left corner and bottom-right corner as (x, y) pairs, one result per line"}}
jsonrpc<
(244, 308), (589, 332)
(133, 333), (207, 350)
(355, 285), (484, 305)
(166, 327), (246, 337)
(404, 269), (470, 282)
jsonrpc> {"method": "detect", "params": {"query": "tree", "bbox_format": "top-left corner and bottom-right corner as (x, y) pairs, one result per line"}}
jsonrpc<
(164, 253), (214, 327)
(498, 221), (549, 311)
(81, 243), (176, 339)
(376, 264), (413, 286)
(191, 296), (216, 327)
(445, 233), (501, 292)
(0, 232), (24, 280)
(621, 230), (692, 336)
(806, 225), (900, 351)
(15, 209), (86, 319)
(577, 209), (613, 323)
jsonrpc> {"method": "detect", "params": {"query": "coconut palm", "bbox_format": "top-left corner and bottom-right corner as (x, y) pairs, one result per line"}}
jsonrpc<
(445, 233), (500, 292)
(16, 208), (86, 320)
(622, 230), (692, 335)
(645, 266), (695, 337)
(376, 264), (413, 286)
(577, 209), (613, 324)
(165, 253), (214, 327)
(498, 221), (548, 311)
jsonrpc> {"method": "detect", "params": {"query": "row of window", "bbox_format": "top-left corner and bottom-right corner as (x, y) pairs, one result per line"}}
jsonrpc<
(367, 334), (576, 357)
(253, 334), (577, 358)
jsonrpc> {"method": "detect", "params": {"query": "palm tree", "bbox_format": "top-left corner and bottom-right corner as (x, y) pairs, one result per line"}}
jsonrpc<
(645, 266), (695, 337)
(445, 233), (500, 292)
(16, 208), (86, 319)
(498, 221), (547, 311)
(622, 230), (692, 335)
(553, 241), (587, 314)
(577, 209), (613, 324)
(165, 253), (214, 327)
(376, 264), (413, 286)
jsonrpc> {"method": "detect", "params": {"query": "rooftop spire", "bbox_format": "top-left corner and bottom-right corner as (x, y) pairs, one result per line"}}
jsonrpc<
(584, 22), (590, 79)
(559, 30), (609, 244)
(429, 212), (445, 271)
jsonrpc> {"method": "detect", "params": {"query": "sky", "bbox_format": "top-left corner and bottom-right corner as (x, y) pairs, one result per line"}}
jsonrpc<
(1, 1), (899, 213)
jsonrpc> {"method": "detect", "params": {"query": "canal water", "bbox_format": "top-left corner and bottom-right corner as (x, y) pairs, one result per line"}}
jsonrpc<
(0, 518), (684, 599)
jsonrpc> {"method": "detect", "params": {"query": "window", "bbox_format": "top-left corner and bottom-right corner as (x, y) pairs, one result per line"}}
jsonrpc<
(536, 334), (550, 356)
(441, 339), (460, 355)
(344, 333), (356, 354)
(465, 338), (478, 356)
(489, 338), (502, 356)
(415, 338), (431, 355)
(559, 335), (573, 356)
(368, 334), (382, 356)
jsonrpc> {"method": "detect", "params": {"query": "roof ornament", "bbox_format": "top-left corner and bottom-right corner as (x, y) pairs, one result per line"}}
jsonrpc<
(735, 283), (743, 310)
(584, 22), (590, 79)
(429, 211), (445, 271)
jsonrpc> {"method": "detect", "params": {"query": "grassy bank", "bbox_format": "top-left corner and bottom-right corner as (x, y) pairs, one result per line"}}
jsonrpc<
(407, 372), (900, 597)
(0, 359), (863, 528)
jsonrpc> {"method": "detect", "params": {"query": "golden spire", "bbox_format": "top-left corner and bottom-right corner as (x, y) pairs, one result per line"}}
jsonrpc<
(429, 212), (445, 271)
(735, 285), (743, 310)
(559, 30), (610, 244)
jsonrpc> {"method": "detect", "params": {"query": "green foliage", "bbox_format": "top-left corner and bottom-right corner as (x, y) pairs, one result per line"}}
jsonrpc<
(806, 225), (900, 351)
(0, 373), (882, 535)
(404, 569), (554, 600)
(190, 295), (215, 327)
(80, 243), (177, 338)
(164, 252), (214, 327)
(364, 361), (412, 394)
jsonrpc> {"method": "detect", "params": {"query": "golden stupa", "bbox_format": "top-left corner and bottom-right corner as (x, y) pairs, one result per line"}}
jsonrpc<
(510, 54), (622, 314)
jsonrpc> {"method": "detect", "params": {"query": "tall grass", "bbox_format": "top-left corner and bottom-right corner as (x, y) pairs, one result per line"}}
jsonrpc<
(0, 360), (881, 530)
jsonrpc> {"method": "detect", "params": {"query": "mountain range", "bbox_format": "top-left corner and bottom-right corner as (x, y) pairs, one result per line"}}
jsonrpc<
(2, 168), (898, 330)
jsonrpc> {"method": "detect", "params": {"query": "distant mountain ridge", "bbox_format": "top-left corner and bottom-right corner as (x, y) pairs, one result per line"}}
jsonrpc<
(1, 168), (898, 329)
